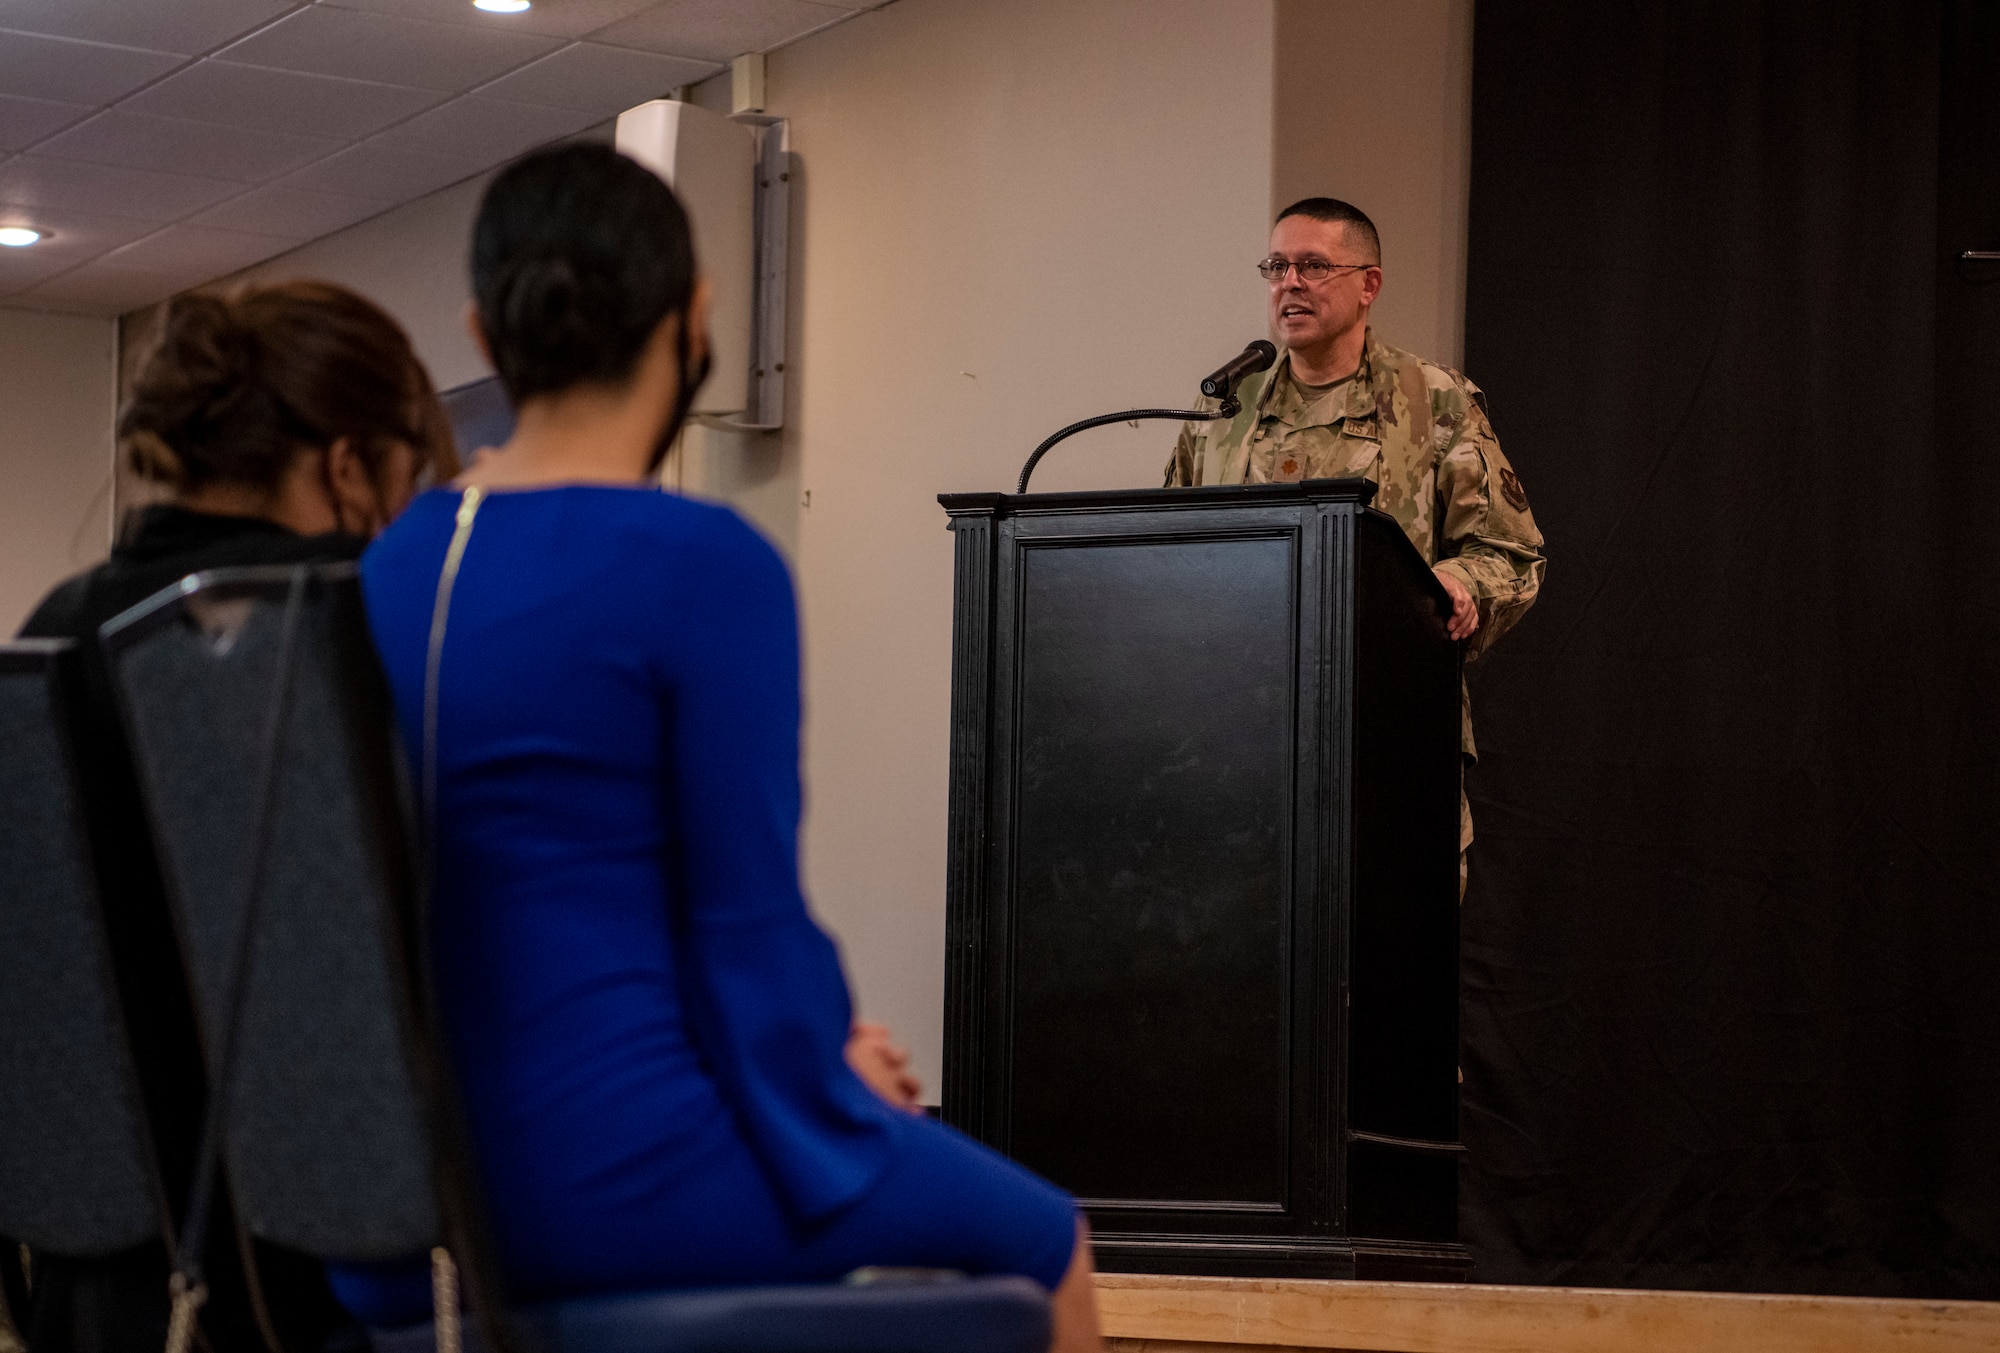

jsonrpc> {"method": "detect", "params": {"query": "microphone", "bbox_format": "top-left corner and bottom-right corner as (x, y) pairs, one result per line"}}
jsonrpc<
(1199, 340), (1277, 400)
(1013, 340), (1278, 493)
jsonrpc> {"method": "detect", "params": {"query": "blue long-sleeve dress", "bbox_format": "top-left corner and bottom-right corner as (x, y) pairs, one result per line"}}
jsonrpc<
(332, 485), (1075, 1326)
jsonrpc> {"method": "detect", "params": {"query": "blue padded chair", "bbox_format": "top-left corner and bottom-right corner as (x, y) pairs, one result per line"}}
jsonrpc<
(102, 564), (1053, 1353)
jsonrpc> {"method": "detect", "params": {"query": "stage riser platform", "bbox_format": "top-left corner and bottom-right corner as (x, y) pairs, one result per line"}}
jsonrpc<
(1095, 1273), (2000, 1353)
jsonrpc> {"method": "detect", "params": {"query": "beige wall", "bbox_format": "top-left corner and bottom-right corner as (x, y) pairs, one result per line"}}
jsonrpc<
(115, 173), (507, 518)
(114, 140), (613, 516)
(118, 123), (619, 420)
(121, 167), (514, 406)
(1273, 0), (1475, 368)
(230, 173), (503, 393)
(0, 310), (115, 633)
(732, 0), (1473, 1092)
(744, 0), (1278, 1088)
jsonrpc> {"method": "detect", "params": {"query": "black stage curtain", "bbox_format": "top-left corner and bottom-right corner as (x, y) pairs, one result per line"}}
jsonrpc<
(1460, 0), (2000, 1297)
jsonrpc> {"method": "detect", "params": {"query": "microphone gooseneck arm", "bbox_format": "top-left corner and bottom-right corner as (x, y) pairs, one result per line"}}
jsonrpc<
(1016, 400), (1237, 494)
(1016, 340), (1276, 494)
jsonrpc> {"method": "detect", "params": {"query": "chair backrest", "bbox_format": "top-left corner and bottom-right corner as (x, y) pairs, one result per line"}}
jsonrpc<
(101, 565), (441, 1264)
(0, 641), (165, 1256)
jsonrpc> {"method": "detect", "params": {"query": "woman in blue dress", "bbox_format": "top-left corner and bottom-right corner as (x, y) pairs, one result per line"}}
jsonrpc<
(342, 145), (1099, 1351)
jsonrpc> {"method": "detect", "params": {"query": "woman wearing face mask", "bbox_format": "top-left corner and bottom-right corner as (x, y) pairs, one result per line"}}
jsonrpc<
(340, 144), (1101, 1352)
(14, 280), (454, 1353)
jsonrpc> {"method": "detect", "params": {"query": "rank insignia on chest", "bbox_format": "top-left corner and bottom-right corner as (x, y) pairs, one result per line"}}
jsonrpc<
(1275, 454), (1304, 483)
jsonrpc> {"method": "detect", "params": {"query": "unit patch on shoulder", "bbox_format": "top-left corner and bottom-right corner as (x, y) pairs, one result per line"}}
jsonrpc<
(1499, 467), (1530, 512)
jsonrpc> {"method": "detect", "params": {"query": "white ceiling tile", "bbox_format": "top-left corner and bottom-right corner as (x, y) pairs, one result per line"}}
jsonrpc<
(2, 295), (128, 317)
(313, 0), (661, 40)
(472, 42), (716, 113)
(122, 60), (444, 141)
(11, 263), (179, 315)
(0, 0), (893, 303)
(97, 224), (294, 278)
(474, 42), (716, 114)
(37, 110), (340, 182)
(0, 30), (185, 104)
(0, 93), (92, 150)
(0, 201), (157, 264)
(218, 6), (562, 92)
(0, 202), (158, 296)
(0, 0), (300, 56)
(0, 250), (93, 296)
(189, 183), (385, 238)
(0, 155), (242, 222)
(276, 140), (486, 201)
(590, 0), (851, 62)
(372, 94), (599, 163)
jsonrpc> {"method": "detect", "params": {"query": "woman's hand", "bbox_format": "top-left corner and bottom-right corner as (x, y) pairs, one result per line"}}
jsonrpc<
(845, 1021), (924, 1113)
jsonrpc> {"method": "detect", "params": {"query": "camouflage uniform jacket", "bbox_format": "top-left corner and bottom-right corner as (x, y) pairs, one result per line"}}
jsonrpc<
(1164, 328), (1545, 764)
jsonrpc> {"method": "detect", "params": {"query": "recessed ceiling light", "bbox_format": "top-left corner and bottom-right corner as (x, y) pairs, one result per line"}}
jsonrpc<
(473, 0), (531, 11)
(0, 227), (43, 247)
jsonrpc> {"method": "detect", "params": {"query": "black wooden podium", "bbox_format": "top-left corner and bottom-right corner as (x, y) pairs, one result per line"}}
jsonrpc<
(937, 479), (1467, 1280)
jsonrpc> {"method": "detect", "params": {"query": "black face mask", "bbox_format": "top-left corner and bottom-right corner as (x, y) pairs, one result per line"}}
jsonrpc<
(646, 314), (712, 477)
(320, 451), (381, 538)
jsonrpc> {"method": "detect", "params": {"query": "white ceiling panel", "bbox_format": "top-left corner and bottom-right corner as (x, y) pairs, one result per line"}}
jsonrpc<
(13, 263), (180, 315)
(313, 0), (663, 40)
(0, 201), (158, 264)
(593, 0), (853, 62)
(188, 183), (386, 239)
(0, 201), (161, 297)
(275, 140), (487, 201)
(0, 31), (185, 105)
(39, 110), (340, 182)
(475, 43), (717, 115)
(0, 0), (886, 316)
(0, 155), (243, 222)
(97, 223), (294, 277)
(0, 246), (96, 295)
(372, 95), (601, 164)
(0, 0), (299, 55)
(218, 6), (563, 93)
(0, 94), (92, 151)
(123, 60), (443, 141)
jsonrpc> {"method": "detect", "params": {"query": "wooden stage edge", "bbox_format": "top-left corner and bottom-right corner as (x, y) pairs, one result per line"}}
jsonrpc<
(1094, 1272), (2000, 1353)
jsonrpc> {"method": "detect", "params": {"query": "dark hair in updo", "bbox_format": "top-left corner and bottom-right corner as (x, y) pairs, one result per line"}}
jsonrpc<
(471, 143), (697, 402)
(120, 280), (453, 493)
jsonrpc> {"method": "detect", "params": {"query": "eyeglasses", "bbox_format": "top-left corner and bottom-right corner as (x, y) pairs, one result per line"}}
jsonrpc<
(1257, 257), (1374, 283)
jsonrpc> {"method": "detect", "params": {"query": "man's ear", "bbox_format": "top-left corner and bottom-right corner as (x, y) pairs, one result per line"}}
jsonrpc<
(1360, 267), (1385, 307)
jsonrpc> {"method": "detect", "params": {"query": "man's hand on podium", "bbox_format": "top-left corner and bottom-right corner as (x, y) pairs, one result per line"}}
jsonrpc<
(1435, 568), (1481, 642)
(846, 1020), (926, 1112)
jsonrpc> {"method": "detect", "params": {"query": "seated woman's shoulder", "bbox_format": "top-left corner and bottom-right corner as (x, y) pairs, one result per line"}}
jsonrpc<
(17, 571), (92, 640)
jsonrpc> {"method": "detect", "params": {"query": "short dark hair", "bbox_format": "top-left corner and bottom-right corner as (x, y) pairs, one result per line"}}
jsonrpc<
(472, 143), (697, 402)
(1275, 197), (1380, 264)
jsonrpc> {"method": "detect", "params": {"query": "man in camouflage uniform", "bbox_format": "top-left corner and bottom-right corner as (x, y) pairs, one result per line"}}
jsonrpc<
(1165, 197), (1545, 895)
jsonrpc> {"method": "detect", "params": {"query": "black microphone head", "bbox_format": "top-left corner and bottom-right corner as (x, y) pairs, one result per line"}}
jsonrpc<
(1200, 340), (1282, 398)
